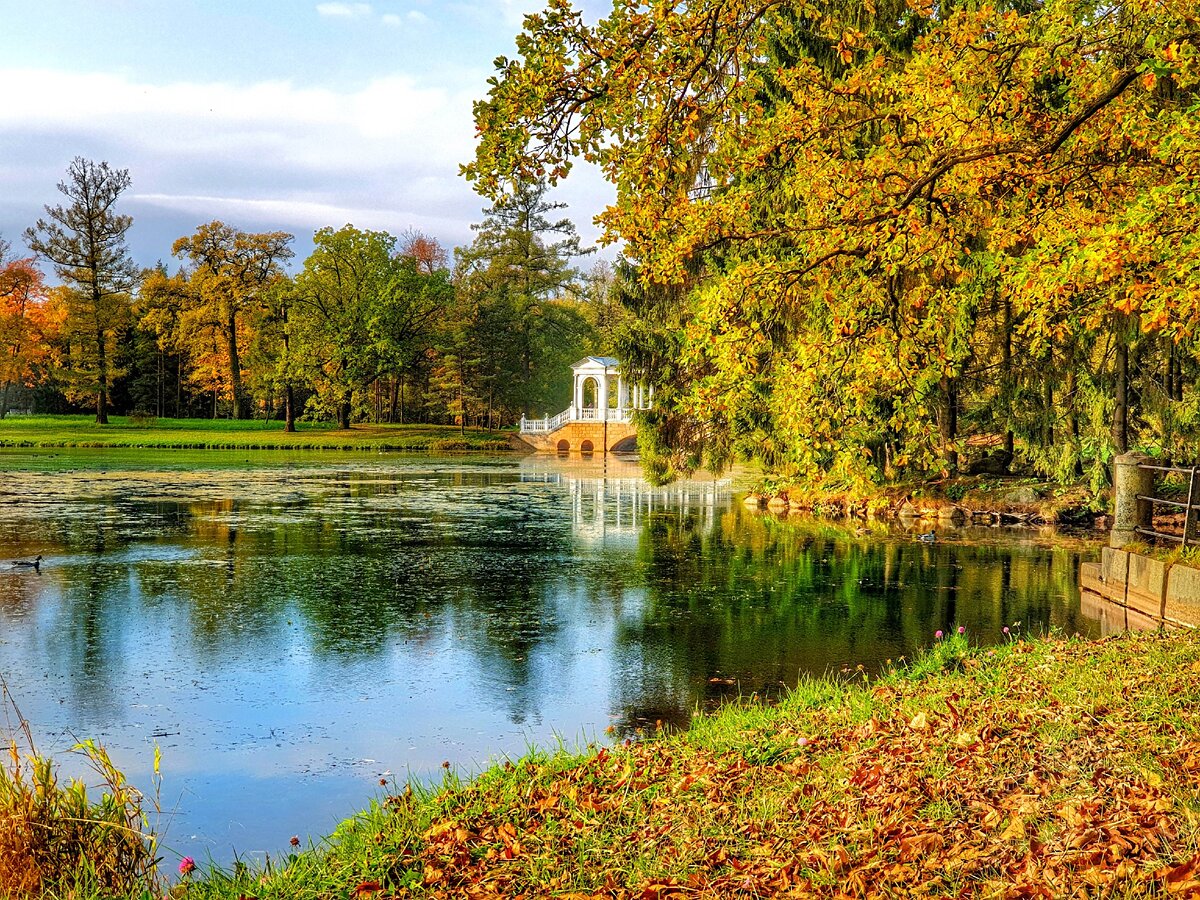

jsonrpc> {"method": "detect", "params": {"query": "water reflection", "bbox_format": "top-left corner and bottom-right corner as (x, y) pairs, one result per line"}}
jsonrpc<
(0, 450), (1099, 867)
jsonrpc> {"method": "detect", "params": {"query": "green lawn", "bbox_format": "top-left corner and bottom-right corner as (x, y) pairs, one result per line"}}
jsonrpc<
(0, 415), (516, 452)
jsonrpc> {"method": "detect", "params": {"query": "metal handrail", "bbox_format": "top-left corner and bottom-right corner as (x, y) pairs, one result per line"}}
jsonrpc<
(1135, 462), (1199, 547)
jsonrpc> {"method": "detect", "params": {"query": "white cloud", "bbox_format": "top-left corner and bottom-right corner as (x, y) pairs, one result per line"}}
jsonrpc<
(381, 12), (402, 26)
(0, 67), (485, 245)
(406, 10), (430, 24)
(0, 64), (615, 262)
(315, 2), (373, 18)
(132, 193), (469, 236)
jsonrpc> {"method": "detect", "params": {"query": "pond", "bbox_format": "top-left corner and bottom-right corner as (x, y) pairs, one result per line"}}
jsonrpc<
(0, 449), (1100, 869)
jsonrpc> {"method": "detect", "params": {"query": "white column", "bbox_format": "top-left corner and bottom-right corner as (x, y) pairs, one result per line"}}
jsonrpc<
(598, 372), (609, 420)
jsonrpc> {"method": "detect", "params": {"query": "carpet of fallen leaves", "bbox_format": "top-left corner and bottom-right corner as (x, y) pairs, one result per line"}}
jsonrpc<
(190, 632), (1200, 899)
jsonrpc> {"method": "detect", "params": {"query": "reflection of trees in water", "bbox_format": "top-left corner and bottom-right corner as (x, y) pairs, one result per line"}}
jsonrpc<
(0, 465), (1097, 740)
(144, 493), (577, 724)
(0, 570), (43, 626)
(608, 509), (1093, 731)
(0, 499), (192, 555)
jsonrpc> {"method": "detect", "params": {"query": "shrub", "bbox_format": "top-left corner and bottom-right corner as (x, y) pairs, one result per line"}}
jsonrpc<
(0, 690), (160, 897)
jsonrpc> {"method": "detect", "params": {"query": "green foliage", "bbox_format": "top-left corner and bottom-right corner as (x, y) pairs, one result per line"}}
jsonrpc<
(447, 179), (598, 424)
(467, 0), (1200, 488)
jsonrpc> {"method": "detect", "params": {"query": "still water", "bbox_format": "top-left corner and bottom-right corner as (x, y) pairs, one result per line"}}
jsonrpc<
(0, 450), (1098, 868)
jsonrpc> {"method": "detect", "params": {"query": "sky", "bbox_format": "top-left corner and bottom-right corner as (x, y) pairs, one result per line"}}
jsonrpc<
(0, 0), (614, 270)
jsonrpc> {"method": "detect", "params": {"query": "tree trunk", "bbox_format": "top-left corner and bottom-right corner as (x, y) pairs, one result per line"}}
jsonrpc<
(389, 376), (399, 424)
(1112, 340), (1129, 453)
(1068, 366), (1083, 478)
(95, 330), (109, 425)
(337, 394), (352, 429)
(284, 385), (296, 432)
(1042, 375), (1054, 449)
(226, 310), (246, 419)
(1166, 343), (1176, 402)
(1002, 297), (1014, 457)
(940, 375), (958, 474)
(0, 381), (10, 419)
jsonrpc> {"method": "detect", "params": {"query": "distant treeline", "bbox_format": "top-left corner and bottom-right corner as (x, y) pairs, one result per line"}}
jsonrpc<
(0, 159), (614, 431)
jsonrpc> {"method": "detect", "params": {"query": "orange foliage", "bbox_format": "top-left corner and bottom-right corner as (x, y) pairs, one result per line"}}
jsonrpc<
(0, 259), (60, 400)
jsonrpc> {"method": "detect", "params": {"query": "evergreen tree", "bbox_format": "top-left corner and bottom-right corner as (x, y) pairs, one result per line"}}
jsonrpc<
(26, 158), (138, 424)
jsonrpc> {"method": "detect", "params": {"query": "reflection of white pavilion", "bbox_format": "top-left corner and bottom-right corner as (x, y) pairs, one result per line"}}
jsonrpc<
(519, 458), (731, 547)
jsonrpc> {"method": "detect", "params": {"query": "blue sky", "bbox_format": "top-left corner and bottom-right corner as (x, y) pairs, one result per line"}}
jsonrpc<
(0, 0), (613, 269)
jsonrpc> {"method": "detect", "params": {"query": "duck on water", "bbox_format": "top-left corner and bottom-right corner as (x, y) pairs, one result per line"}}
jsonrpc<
(9, 555), (42, 571)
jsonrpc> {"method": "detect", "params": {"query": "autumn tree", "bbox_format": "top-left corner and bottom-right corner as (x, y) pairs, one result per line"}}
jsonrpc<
(0, 258), (59, 418)
(26, 158), (138, 424)
(169, 222), (294, 419)
(379, 236), (454, 424)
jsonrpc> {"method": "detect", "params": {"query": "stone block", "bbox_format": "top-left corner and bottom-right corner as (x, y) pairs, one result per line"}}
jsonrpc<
(1165, 563), (1200, 627)
(1126, 553), (1168, 618)
(1079, 562), (1103, 597)
(1101, 547), (1129, 587)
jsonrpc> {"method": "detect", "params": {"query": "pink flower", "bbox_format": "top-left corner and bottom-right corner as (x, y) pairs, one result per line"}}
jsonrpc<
(1003, 626), (1010, 635)
(935, 630), (944, 640)
(957, 626), (966, 635)
(179, 856), (196, 876)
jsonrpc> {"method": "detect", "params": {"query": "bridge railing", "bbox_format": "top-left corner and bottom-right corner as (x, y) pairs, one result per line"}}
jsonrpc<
(519, 405), (640, 434)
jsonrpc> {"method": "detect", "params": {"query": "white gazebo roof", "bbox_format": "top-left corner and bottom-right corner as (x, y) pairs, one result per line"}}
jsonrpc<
(571, 356), (621, 372)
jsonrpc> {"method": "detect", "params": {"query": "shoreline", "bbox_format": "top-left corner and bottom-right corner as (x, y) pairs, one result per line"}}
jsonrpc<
(165, 630), (1200, 898)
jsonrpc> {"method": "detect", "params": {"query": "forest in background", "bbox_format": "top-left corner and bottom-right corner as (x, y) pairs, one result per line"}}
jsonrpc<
(0, 162), (613, 433)
(468, 0), (1199, 492)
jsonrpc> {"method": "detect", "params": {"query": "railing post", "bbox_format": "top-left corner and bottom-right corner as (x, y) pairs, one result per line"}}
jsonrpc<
(1185, 466), (1200, 548)
(1111, 452), (1154, 548)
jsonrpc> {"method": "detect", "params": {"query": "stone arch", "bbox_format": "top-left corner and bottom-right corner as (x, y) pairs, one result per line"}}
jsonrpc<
(610, 435), (638, 454)
(580, 439), (594, 455)
(581, 377), (600, 410)
(556, 439), (570, 454)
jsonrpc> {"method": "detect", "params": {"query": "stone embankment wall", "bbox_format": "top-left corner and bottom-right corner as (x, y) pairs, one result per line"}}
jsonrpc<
(1080, 549), (1200, 628)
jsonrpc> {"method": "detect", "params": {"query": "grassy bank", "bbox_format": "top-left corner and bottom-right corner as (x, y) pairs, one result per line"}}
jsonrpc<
(0, 416), (515, 452)
(148, 630), (1200, 899)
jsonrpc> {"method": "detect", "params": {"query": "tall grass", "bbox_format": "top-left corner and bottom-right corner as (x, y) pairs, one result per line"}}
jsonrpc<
(0, 684), (161, 898)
